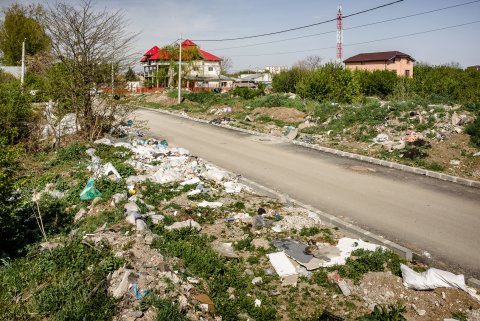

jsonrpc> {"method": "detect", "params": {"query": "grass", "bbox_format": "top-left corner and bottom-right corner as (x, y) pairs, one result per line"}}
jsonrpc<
(151, 227), (277, 321)
(334, 248), (404, 284)
(0, 239), (122, 321)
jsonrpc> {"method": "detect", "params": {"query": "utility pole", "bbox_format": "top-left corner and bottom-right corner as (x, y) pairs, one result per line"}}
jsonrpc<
(178, 34), (182, 104)
(21, 39), (26, 86)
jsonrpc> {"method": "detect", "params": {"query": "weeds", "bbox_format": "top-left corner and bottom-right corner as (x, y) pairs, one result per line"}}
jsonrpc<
(357, 302), (407, 321)
(0, 239), (121, 320)
(334, 248), (404, 283)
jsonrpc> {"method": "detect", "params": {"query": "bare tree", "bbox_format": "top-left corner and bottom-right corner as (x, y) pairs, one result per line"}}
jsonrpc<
(42, 0), (139, 140)
(293, 55), (322, 71)
(220, 56), (233, 74)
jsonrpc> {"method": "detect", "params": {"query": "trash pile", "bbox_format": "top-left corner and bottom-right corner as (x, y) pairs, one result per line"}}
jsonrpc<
(67, 126), (479, 320)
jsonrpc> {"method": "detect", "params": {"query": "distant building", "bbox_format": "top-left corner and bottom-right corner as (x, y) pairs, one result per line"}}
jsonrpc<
(234, 73), (272, 88)
(265, 66), (288, 74)
(0, 66), (22, 78)
(343, 51), (415, 77)
(141, 40), (231, 90)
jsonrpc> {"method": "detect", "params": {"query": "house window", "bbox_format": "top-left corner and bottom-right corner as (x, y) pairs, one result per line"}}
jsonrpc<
(221, 82), (227, 87)
(208, 67), (213, 71)
(405, 70), (410, 77)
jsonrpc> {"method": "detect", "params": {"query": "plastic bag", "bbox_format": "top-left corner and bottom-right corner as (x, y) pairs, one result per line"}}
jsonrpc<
(80, 178), (102, 200)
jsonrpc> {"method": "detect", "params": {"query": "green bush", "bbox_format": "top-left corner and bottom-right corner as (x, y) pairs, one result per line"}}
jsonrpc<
(296, 63), (362, 103)
(272, 67), (308, 93)
(231, 87), (264, 100)
(0, 79), (32, 142)
(356, 70), (398, 99)
(465, 115), (480, 147)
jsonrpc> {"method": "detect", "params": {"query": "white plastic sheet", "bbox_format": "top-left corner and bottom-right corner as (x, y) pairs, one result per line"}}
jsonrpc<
(267, 252), (298, 277)
(401, 264), (467, 291)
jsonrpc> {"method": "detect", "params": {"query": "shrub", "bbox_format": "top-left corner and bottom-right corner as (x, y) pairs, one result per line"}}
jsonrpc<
(231, 87), (263, 100)
(465, 115), (480, 147)
(356, 70), (398, 99)
(296, 63), (362, 103)
(0, 79), (32, 142)
(272, 67), (308, 93)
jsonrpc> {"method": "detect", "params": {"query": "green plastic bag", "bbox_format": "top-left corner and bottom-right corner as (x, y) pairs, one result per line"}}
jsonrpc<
(80, 178), (102, 200)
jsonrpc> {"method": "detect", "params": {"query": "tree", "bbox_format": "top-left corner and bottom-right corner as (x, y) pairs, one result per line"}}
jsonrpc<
(42, 0), (139, 140)
(125, 66), (137, 81)
(293, 55), (322, 71)
(220, 56), (233, 74)
(0, 3), (50, 65)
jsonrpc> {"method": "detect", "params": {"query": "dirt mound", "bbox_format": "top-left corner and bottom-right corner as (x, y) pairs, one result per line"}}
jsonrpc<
(253, 107), (306, 122)
(144, 92), (177, 105)
(354, 272), (480, 320)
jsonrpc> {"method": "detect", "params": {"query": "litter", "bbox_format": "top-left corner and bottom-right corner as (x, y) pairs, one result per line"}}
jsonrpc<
(252, 277), (263, 285)
(195, 294), (216, 313)
(180, 177), (201, 186)
(321, 238), (383, 267)
(94, 137), (112, 145)
(124, 202), (140, 213)
(212, 242), (238, 259)
(373, 133), (389, 144)
(136, 219), (147, 231)
(126, 212), (142, 225)
(253, 215), (272, 229)
(224, 181), (243, 193)
(111, 269), (134, 299)
(131, 283), (149, 299)
(103, 162), (121, 179)
(197, 201), (223, 208)
(400, 264), (480, 300)
(80, 178), (102, 200)
(273, 239), (324, 270)
(267, 251), (298, 279)
(254, 299), (261, 307)
(201, 165), (229, 182)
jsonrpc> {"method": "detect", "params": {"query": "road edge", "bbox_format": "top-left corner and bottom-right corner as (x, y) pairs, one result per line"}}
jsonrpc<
(138, 106), (480, 189)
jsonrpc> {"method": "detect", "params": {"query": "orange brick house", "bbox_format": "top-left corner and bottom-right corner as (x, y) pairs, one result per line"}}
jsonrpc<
(343, 51), (415, 77)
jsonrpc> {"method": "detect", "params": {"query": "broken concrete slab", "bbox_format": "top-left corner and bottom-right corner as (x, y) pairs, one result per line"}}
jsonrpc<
(165, 219), (201, 231)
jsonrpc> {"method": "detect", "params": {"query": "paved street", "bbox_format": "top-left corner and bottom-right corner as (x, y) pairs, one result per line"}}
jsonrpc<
(136, 108), (480, 277)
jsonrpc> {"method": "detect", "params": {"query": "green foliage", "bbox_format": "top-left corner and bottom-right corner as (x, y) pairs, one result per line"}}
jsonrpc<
(231, 87), (264, 100)
(0, 240), (119, 320)
(142, 180), (182, 206)
(234, 237), (254, 251)
(55, 143), (87, 162)
(144, 295), (189, 321)
(410, 63), (480, 103)
(451, 311), (467, 321)
(272, 67), (308, 93)
(0, 3), (50, 65)
(356, 70), (398, 99)
(335, 248), (404, 283)
(299, 227), (321, 237)
(0, 79), (33, 142)
(357, 302), (407, 321)
(296, 63), (362, 103)
(465, 115), (480, 147)
(152, 228), (277, 320)
(125, 66), (137, 81)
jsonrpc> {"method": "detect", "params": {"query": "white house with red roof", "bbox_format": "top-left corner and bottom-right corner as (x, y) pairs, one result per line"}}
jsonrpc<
(141, 40), (233, 90)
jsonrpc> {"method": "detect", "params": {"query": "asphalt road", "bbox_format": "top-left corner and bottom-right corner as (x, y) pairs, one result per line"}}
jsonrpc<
(135, 108), (480, 277)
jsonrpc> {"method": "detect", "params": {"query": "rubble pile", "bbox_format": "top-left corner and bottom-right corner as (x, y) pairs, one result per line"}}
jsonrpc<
(60, 125), (480, 320)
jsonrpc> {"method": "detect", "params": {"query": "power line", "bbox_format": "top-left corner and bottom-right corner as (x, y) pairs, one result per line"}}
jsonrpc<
(229, 20), (480, 57)
(191, 0), (404, 42)
(209, 0), (480, 51)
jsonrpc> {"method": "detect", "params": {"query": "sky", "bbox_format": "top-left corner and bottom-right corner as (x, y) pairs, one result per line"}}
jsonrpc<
(1, 0), (479, 71)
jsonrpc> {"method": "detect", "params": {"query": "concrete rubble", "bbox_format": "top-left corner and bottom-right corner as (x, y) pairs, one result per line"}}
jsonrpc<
(66, 124), (479, 320)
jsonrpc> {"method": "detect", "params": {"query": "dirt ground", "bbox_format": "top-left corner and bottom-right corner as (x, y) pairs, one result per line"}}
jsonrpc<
(253, 107), (306, 122)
